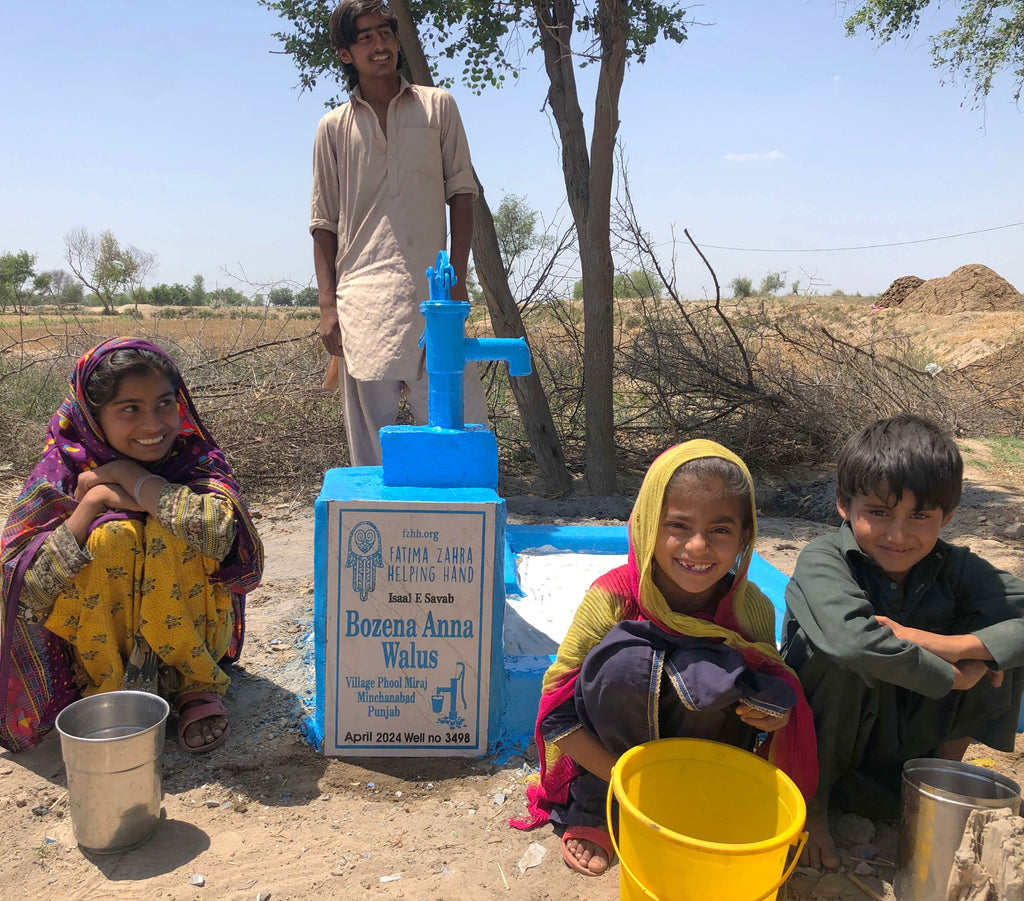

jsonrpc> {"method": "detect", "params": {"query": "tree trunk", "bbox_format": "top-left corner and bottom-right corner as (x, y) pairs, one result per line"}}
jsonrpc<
(472, 179), (572, 493)
(393, 0), (572, 495)
(533, 0), (619, 495)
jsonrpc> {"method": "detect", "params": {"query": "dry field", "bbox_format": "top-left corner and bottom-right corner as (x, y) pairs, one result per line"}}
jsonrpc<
(2, 295), (1024, 900)
(3, 290), (1024, 494)
(1, 307), (337, 500)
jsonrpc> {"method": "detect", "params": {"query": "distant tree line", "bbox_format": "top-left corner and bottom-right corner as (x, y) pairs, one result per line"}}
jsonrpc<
(0, 227), (318, 314)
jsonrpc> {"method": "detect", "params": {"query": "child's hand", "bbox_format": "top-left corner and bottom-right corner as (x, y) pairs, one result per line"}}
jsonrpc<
(874, 614), (938, 650)
(875, 615), (999, 670)
(951, 659), (990, 691)
(874, 614), (913, 641)
(74, 468), (106, 500)
(736, 703), (790, 733)
(875, 615), (962, 663)
(84, 483), (144, 514)
(65, 482), (145, 546)
(74, 461), (140, 500)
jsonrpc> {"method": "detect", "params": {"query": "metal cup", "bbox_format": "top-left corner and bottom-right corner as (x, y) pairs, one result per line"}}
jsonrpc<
(55, 690), (170, 853)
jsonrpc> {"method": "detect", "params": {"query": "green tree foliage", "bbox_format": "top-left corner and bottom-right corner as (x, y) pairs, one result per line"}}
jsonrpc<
(36, 270), (85, 307)
(0, 250), (38, 313)
(614, 269), (664, 299)
(148, 283), (192, 306)
(846, 1), (1024, 104)
(759, 271), (786, 296)
(262, 0), (687, 98)
(483, 192), (573, 310)
(575, 269), (665, 299)
(190, 274), (208, 306)
(269, 286), (295, 306)
(492, 193), (539, 275)
(64, 227), (155, 315)
(730, 276), (754, 299)
(295, 286), (319, 307)
(30, 271), (52, 306)
(208, 286), (250, 307)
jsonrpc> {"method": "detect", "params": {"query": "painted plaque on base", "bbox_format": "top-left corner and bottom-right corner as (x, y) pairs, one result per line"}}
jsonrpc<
(322, 500), (496, 756)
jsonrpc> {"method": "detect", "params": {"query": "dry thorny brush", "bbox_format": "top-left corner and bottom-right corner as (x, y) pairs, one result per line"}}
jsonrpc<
(2, 296), (1022, 505)
(602, 168), (1024, 478)
(613, 295), (1022, 470)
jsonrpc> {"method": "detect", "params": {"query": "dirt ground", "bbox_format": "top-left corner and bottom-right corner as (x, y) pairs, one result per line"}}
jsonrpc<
(2, 456), (1023, 901)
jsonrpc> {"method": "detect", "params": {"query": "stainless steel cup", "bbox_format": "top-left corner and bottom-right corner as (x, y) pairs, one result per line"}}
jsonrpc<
(55, 690), (170, 853)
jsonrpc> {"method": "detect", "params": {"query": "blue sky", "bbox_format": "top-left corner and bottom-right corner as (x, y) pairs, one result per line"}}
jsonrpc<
(2, 1), (1021, 301)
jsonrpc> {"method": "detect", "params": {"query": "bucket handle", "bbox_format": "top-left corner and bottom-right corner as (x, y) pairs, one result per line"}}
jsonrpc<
(605, 783), (808, 901)
(752, 831), (807, 901)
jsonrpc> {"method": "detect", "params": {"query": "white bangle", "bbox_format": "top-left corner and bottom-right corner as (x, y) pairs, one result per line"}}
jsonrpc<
(133, 474), (164, 505)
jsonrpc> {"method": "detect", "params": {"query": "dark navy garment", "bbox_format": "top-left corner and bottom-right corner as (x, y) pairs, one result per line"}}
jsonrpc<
(542, 620), (797, 827)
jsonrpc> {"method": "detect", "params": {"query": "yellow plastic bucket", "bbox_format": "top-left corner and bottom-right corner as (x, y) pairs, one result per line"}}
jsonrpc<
(607, 738), (807, 901)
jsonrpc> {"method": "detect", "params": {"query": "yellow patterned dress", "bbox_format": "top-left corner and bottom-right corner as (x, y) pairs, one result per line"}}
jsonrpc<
(17, 484), (238, 699)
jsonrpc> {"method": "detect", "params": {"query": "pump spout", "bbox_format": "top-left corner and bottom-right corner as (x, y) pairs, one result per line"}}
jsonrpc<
(418, 249), (533, 430)
(463, 337), (532, 378)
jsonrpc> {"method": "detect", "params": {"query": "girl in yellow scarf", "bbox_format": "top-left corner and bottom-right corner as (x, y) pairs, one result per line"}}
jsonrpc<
(512, 440), (817, 876)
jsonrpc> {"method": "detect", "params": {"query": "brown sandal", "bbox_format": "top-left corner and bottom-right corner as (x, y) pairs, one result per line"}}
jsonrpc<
(174, 690), (230, 753)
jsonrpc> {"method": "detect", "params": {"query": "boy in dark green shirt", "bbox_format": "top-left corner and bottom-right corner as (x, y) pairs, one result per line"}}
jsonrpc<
(782, 415), (1024, 868)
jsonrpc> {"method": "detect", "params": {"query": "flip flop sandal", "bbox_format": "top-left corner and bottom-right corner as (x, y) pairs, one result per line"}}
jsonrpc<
(175, 690), (230, 753)
(561, 825), (615, 876)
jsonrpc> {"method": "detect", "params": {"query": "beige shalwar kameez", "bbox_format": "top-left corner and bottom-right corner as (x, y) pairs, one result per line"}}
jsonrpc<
(310, 79), (487, 465)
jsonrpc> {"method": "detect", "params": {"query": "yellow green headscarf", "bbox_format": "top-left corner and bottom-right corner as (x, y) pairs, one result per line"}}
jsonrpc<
(629, 439), (775, 645)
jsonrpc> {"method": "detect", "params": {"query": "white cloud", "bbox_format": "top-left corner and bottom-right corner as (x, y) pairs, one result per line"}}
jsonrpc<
(723, 150), (787, 163)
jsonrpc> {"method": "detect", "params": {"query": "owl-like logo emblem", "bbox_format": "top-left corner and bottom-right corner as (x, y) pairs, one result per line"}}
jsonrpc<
(346, 521), (383, 602)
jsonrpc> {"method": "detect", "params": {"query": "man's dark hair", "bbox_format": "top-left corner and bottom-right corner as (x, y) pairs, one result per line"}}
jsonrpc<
(329, 1), (401, 89)
(836, 414), (963, 514)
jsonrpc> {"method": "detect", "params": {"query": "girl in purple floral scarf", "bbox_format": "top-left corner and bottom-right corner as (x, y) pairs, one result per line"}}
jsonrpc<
(1, 338), (263, 753)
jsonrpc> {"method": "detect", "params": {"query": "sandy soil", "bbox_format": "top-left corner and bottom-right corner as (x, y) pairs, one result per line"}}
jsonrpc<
(2, 466), (1023, 901)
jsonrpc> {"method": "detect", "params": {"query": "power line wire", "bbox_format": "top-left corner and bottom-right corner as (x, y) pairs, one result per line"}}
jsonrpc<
(696, 220), (1024, 253)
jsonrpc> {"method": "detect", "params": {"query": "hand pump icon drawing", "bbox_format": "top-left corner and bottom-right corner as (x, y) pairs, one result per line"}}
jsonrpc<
(432, 662), (467, 729)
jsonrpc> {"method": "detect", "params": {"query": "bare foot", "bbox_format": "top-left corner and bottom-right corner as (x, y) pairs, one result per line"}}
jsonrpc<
(181, 711), (228, 749)
(177, 697), (229, 750)
(800, 810), (840, 869)
(564, 836), (609, 875)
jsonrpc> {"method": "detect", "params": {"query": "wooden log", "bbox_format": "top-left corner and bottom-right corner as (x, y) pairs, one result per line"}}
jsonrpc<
(947, 808), (1024, 901)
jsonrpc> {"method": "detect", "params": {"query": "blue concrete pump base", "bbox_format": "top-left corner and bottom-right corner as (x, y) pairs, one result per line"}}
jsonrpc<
(381, 424), (498, 489)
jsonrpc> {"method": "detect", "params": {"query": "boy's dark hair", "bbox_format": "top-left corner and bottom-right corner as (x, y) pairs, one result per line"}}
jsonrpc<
(667, 456), (754, 532)
(329, 1), (401, 89)
(84, 348), (181, 417)
(836, 414), (963, 514)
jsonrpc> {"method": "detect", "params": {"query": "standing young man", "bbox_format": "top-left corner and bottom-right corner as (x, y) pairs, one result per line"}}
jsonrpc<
(311, 0), (488, 466)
